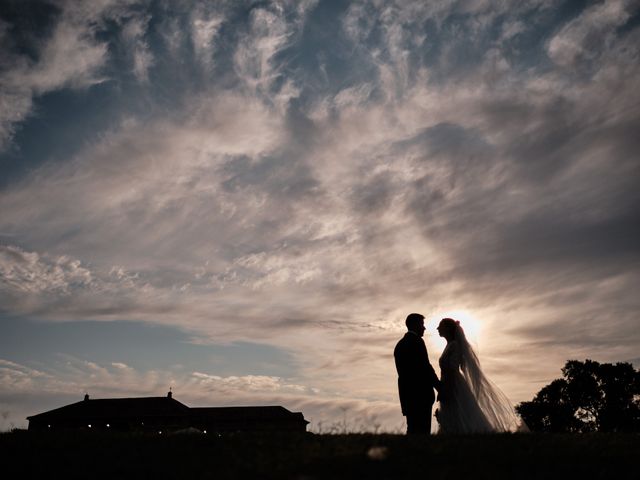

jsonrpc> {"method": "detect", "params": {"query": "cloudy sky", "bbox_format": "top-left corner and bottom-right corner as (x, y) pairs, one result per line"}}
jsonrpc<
(1, 0), (639, 432)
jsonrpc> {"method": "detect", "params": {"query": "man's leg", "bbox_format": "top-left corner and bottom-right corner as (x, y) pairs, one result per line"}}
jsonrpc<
(406, 412), (431, 434)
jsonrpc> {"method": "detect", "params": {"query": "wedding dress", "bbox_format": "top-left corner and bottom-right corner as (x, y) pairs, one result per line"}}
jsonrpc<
(436, 324), (526, 434)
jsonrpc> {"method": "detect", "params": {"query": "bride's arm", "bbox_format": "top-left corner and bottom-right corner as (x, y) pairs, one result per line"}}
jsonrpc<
(437, 342), (459, 402)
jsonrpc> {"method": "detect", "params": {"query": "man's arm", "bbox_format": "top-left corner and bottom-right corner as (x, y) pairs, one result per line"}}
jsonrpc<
(420, 339), (441, 389)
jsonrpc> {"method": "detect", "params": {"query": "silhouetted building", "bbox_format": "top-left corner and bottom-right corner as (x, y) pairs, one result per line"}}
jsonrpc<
(27, 392), (309, 433)
(191, 406), (307, 433)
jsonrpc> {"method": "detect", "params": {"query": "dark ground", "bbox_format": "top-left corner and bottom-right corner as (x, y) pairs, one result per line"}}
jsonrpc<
(1, 430), (639, 479)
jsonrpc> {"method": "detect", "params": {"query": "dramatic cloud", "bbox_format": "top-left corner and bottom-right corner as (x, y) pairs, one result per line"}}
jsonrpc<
(0, 0), (121, 148)
(1, 0), (638, 431)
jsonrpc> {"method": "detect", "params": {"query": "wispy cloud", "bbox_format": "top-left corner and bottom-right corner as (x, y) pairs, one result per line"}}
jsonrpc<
(121, 13), (154, 82)
(547, 0), (637, 68)
(0, 0), (126, 149)
(190, 7), (224, 69)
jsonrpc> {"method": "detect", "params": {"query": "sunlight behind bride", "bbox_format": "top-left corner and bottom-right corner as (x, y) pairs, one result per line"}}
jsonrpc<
(431, 310), (483, 351)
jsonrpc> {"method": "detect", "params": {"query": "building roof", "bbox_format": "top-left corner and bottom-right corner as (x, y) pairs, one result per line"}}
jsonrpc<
(191, 406), (308, 422)
(27, 396), (190, 421)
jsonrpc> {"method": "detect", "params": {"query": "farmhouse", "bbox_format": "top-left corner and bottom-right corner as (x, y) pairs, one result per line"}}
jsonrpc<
(27, 391), (309, 433)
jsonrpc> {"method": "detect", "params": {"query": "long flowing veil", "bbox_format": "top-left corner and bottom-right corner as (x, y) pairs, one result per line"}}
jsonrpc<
(455, 323), (528, 432)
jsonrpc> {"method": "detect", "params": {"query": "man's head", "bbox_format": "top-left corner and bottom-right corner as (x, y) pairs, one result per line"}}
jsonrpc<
(405, 313), (426, 337)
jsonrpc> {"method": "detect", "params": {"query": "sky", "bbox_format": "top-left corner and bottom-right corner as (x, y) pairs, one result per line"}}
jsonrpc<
(0, 0), (639, 432)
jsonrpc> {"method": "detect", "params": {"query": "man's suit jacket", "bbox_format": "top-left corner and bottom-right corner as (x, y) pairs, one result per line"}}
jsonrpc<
(394, 332), (440, 416)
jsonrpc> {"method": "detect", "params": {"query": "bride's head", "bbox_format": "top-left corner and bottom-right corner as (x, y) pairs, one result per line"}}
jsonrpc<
(437, 317), (462, 341)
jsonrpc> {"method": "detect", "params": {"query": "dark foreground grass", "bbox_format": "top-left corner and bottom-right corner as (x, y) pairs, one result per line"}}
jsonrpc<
(1, 430), (638, 479)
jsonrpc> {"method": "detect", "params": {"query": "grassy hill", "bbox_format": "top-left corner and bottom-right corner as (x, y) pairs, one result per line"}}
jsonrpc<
(2, 430), (638, 479)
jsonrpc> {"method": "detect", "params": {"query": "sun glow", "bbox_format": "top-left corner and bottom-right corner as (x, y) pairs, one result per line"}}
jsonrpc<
(430, 310), (484, 351)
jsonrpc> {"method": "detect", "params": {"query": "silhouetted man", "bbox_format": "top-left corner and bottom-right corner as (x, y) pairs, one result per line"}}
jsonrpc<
(394, 313), (441, 434)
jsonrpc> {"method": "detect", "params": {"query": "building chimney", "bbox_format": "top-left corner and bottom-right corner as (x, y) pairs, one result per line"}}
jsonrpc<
(84, 393), (89, 401)
(167, 387), (172, 399)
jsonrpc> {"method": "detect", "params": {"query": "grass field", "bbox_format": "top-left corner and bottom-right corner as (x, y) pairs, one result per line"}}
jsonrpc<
(2, 430), (638, 479)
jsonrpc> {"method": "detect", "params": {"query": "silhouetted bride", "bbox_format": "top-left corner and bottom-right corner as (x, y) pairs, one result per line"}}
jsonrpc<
(435, 318), (526, 434)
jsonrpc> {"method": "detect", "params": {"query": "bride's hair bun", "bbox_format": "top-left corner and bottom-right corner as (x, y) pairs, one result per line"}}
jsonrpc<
(455, 320), (460, 325)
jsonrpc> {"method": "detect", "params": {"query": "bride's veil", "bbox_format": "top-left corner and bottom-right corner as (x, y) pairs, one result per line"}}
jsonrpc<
(454, 323), (528, 432)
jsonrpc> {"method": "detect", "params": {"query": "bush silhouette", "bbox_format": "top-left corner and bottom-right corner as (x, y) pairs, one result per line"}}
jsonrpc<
(516, 359), (640, 432)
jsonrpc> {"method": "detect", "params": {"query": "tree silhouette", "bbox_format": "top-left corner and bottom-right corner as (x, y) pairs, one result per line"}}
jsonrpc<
(516, 360), (640, 432)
